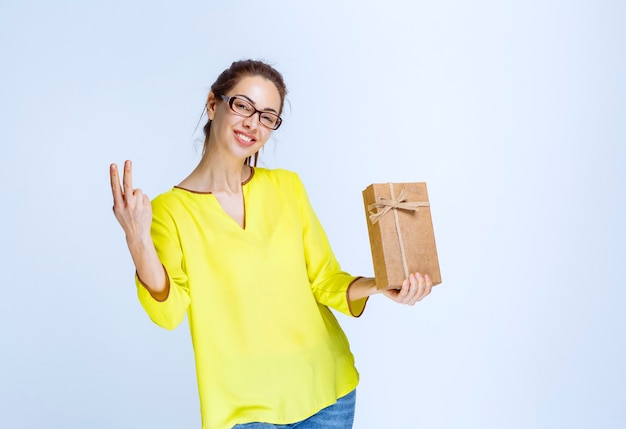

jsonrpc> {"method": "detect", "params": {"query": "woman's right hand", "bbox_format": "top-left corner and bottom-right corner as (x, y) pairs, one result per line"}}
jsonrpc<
(110, 160), (152, 242)
(110, 160), (168, 300)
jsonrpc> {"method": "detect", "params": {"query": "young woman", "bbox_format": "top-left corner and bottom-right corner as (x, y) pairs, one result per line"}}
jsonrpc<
(110, 60), (433, 429)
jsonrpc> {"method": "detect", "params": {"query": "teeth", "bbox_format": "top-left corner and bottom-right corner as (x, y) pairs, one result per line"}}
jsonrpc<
(236, 133), (252, 142)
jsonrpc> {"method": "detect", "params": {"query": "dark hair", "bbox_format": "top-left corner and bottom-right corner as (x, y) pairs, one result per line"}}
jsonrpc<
(203, 59), (288, 165)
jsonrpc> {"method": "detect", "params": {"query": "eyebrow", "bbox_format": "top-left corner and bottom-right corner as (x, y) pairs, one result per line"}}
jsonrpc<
(234, 94), (279, 114)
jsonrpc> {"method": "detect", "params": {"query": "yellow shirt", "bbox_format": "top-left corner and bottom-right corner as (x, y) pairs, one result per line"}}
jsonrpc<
(136, 168), (368, 429)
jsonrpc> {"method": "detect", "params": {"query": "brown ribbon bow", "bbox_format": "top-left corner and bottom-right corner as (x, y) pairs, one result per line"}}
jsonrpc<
(368, 188), (430, 224)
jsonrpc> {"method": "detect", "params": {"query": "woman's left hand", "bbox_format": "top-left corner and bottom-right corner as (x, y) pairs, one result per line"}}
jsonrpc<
(382, 272), (433, 306)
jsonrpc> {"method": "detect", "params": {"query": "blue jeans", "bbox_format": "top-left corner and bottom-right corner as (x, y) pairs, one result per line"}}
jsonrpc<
(232, 389), (356, 429)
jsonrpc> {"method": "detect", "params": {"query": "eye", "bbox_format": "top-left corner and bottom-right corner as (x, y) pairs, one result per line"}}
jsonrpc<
(261, 113), (277, 125)
(234, 100), (252, 112)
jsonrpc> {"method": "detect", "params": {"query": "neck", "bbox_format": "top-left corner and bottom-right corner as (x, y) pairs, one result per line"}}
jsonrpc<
(179, 144), (251, 194)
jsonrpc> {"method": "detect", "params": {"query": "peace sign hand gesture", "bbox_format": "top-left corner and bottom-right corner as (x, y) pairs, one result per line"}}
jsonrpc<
(109, 160), (168, 299)
(110, 160), (152, 242)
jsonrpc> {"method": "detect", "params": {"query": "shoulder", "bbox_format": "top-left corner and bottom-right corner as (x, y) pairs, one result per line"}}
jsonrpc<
(251, 168), (314, 216)
(150, 187), (198, 216)
(253, 167), (301, 183)
(252, 167), (306, 192)
(151, 187), (181, 205)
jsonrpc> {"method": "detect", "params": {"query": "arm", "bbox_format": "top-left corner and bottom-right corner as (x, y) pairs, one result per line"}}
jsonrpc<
(291, 173), (366, 317)
(110, 160), (168, 300)
(349, 273), (433, 306)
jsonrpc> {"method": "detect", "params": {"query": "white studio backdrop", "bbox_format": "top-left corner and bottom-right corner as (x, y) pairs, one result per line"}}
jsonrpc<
(1, 1), (624, 428)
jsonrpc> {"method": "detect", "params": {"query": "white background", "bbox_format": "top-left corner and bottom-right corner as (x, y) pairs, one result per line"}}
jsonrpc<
(1, 1), (624, 428)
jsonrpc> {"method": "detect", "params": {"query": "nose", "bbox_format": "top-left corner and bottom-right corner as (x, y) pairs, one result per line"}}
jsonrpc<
(242, 112), (260, 129)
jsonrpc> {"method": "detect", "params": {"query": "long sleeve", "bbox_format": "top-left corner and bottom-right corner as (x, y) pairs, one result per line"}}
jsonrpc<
(292, 174), (368, 317)
(135, 195), (191, 330)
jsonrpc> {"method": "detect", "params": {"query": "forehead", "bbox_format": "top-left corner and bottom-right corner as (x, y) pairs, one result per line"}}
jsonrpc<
(229, 75), (282, 111)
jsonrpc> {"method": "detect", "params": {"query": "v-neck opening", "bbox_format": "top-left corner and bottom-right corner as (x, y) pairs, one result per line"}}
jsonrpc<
(173, 167), (255, 231)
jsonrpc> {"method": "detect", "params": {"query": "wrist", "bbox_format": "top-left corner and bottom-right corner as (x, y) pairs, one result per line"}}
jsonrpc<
(349, 277), (379, 301)
(126, 233), (153, 252)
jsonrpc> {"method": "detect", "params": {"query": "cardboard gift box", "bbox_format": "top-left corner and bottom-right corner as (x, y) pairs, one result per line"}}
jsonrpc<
(362, 182), (441, 290)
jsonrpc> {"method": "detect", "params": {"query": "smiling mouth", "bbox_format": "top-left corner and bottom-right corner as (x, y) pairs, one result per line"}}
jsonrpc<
(235, 132), (255, 144)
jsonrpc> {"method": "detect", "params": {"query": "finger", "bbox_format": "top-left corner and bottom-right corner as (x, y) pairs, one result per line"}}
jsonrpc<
(122, 160), (134, 196)
(401, 274), (415, 305)
(406, 273), (420, 305)
(133, 187), (143, 201)
(421, 274), (434, 299)
(405, 273), (423, 305)
(397, 278), (410, 302)
(415, 273), (433, 303)
(133, 188), (151, 207)
(110, 163), (124, 207)
(391, 277), (410, 304)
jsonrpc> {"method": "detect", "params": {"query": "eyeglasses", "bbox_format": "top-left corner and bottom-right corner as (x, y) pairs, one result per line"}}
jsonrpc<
(220, 95), (283, 130)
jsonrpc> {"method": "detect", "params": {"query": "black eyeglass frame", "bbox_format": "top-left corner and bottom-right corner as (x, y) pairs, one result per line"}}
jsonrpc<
(220, 95), (283, 130)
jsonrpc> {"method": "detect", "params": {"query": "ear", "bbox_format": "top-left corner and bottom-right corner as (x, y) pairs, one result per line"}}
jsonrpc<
(206, 92), (217, 120)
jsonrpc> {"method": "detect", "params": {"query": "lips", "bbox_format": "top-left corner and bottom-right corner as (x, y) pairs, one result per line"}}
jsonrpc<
(234, 130), (256, 146)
